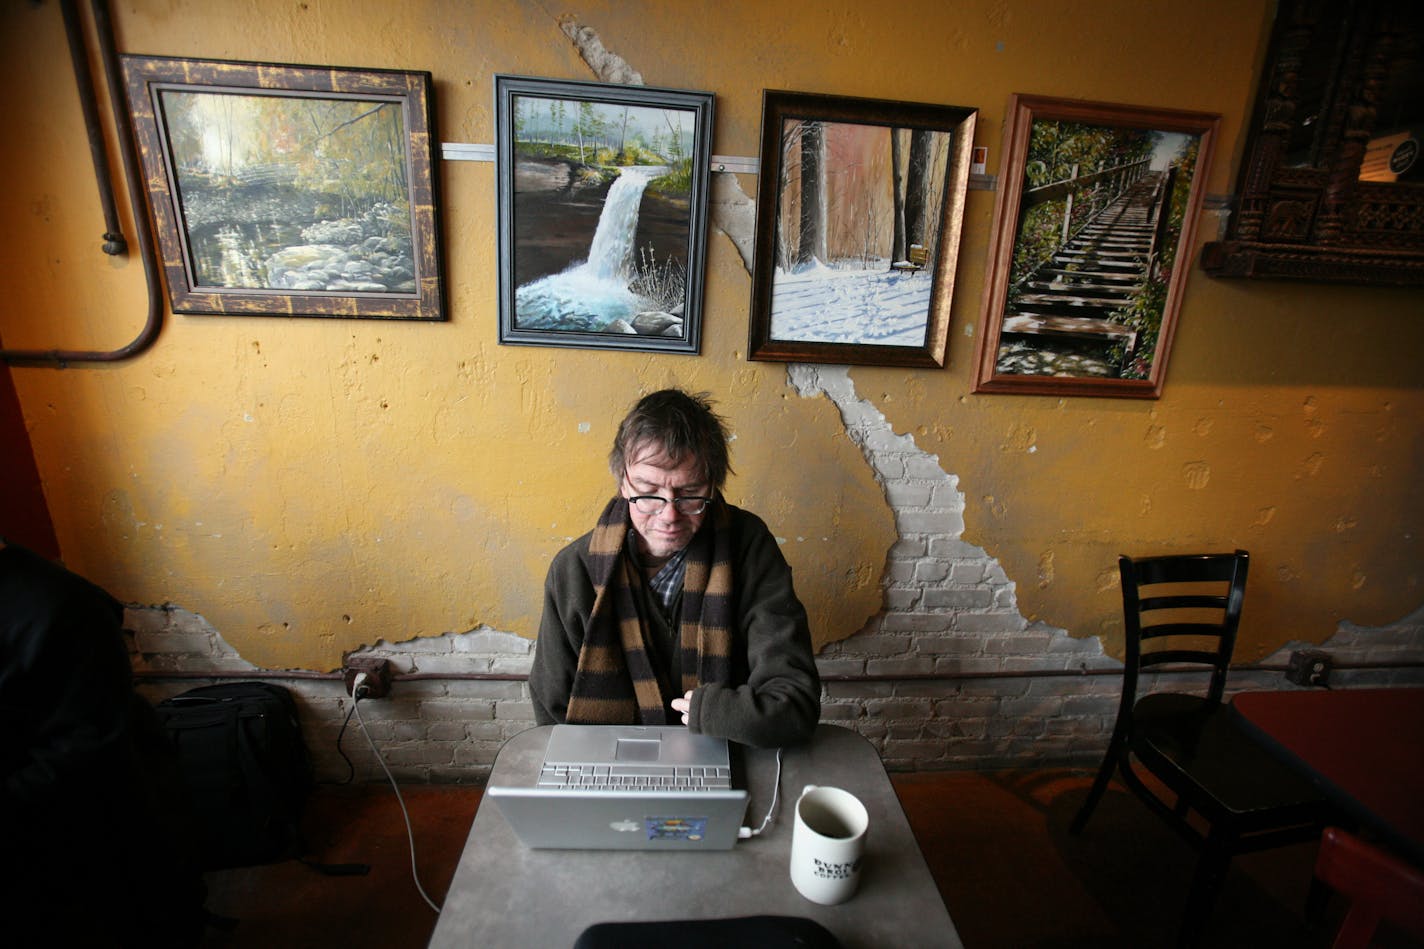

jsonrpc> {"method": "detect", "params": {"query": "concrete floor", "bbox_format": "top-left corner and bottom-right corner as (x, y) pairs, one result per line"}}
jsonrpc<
(193, 768), (1372, 949)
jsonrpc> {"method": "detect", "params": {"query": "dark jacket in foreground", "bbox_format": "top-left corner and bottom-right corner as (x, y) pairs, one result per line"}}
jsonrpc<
(530, 503), (821, 747)
(0, 542), (205, 946)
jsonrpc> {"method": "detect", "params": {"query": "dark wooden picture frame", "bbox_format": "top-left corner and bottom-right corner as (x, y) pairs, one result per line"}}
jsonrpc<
(495, 75), (714, 354)
(1200, 0), (1424, 286)
(973, 95), (1218, 399)
(122, 55), (444, 321)
(748, 90), (977, 368)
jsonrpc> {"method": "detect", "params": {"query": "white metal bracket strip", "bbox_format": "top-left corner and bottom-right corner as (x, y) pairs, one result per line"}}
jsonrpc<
(442, 142), (998, 189)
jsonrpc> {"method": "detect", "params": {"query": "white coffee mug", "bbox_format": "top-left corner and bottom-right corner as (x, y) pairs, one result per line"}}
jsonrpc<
(789, 784), (869, 905)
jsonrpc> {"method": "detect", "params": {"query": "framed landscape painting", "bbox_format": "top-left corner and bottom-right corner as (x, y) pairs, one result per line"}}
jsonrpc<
(747, 90), (977, 368)
(122, 55), (444, 320)
(495, 75), (714, 354)
(972, 95), (1219, 398)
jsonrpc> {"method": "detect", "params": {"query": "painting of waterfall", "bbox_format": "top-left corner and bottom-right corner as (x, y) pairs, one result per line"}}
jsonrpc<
(747, 91), (977, 368)
(973, 95), (1219, 399)
(121, 56), (444, 320)
(495, 76), (714, 353)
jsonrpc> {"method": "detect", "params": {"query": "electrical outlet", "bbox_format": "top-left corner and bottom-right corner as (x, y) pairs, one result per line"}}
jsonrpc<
(1286, 650), (1332, 687)
(343, 656), (393, 698)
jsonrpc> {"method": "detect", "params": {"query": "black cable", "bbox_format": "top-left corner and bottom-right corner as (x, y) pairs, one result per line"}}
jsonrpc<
(327, 702), (358, 785)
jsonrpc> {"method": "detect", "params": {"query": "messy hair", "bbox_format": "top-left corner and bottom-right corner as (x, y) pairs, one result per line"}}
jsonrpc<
(609, 389), (733, 491)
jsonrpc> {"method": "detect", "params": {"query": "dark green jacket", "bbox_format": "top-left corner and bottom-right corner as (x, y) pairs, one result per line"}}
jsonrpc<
(530, 504), (821, 747)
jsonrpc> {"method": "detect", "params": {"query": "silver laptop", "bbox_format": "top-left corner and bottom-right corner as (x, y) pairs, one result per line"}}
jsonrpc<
(487, 725), (749, 850)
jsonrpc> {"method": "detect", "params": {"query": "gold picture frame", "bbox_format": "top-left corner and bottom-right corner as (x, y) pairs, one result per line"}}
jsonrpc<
(747, 90), (977, 368)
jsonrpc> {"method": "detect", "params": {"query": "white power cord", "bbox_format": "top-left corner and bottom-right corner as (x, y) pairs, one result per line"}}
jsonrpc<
(350, 681), (442, 913)
(738, 746), (784, 839)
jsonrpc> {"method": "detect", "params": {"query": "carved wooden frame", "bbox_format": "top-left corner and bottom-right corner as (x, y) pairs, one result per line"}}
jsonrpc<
(1200, 1), (1424, 286)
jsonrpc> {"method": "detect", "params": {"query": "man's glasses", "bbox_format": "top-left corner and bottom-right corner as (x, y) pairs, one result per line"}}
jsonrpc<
(626, 494), (711, 516)
(623, 467), (711, 516)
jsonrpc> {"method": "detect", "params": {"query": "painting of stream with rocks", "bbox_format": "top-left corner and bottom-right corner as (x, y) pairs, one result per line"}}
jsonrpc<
(159, 88), (418, 299)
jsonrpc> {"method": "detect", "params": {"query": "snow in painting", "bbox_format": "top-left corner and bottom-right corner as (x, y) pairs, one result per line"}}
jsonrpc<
(770, 259), (933, 346)
(769, 118), (952, 347)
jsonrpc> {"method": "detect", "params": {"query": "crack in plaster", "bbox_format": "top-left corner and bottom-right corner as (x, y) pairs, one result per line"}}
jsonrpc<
(558, 15), (644, 85)
(558, 15), (756, 269)
(783, 364), (1096, 659)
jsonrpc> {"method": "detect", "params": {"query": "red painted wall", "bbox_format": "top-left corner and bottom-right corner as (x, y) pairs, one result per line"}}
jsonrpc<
(0, 361), (59, 559)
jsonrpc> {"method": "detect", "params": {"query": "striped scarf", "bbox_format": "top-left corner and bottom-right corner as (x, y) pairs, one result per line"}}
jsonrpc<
(565, 496), (734, 725)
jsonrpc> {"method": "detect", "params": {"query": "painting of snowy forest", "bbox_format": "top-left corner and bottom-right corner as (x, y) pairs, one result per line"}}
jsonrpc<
(973, 95), (1219, 399)
(748, 91), (977, 368)
(122, 56), (443, 320)
(495, 76), (714, 353)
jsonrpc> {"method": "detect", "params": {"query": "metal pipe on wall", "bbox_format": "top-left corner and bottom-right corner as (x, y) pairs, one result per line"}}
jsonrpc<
(1, 0), (162, 367)
(61, 0), (126, 257)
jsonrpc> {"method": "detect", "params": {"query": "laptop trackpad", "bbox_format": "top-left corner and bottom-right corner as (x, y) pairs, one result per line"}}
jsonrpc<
(615, 738), (661, 762)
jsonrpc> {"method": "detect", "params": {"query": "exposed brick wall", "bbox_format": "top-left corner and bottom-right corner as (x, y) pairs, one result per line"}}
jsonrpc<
(125, 367), (1424, 783)
(125, 601), (1424, 785)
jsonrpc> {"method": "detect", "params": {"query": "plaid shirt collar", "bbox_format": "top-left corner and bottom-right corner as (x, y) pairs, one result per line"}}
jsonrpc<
(644, 544), (690, 609)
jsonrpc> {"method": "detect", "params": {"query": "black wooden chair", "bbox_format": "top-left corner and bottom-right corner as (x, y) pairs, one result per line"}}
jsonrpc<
(1070, 550), (1335, 947)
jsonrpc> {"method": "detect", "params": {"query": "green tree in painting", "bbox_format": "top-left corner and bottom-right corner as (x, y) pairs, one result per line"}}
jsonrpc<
(1010, 121), (1155, 291)
(573, 101), (609, 164)
(1111, 134), (1200, 378)
(166, 90), (410, 218)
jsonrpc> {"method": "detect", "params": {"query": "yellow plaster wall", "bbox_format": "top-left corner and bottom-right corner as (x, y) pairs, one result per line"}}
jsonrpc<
(2, 0), (1420, 670)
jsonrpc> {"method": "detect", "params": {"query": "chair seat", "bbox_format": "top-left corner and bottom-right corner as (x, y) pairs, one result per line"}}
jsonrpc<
(1070, 550), (1336, 947)
(1129, 693), (1332, 831)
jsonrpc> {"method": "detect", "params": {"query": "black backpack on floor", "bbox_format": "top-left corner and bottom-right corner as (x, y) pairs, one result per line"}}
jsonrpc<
(155, 681), (313, 871)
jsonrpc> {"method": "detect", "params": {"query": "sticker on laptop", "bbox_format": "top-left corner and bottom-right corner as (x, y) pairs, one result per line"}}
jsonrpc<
(645, 816), (707, 841)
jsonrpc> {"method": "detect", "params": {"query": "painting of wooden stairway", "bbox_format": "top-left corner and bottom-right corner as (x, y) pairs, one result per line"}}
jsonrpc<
(974, 97), (1218, 398)
(994, 172), (1167, 379)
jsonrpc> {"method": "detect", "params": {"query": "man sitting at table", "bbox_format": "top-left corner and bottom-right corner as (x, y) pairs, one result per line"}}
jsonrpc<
(529, 388), (821, 748)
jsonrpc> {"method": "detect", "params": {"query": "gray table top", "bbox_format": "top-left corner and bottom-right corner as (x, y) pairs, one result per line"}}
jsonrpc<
(428, 723), (962, 949)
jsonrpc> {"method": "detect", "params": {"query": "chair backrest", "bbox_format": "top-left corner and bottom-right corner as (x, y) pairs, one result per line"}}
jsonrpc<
(1315, 826), (1424, 949)
(1118, 550), (1249, 706)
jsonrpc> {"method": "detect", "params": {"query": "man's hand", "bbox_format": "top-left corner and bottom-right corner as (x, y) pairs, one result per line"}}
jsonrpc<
(670, 690), (693, 725)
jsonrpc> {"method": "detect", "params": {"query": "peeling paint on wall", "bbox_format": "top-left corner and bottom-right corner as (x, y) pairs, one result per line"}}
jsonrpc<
(1037, 550), (1055, 588)
(558, 14), (644, 85)
(560, 13), (758, 271)
(1182, 461), (1211, 490)
(124, 596), (1423, 781)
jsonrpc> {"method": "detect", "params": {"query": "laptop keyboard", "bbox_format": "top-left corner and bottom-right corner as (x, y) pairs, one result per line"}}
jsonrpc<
(537, 763), (732, 791)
